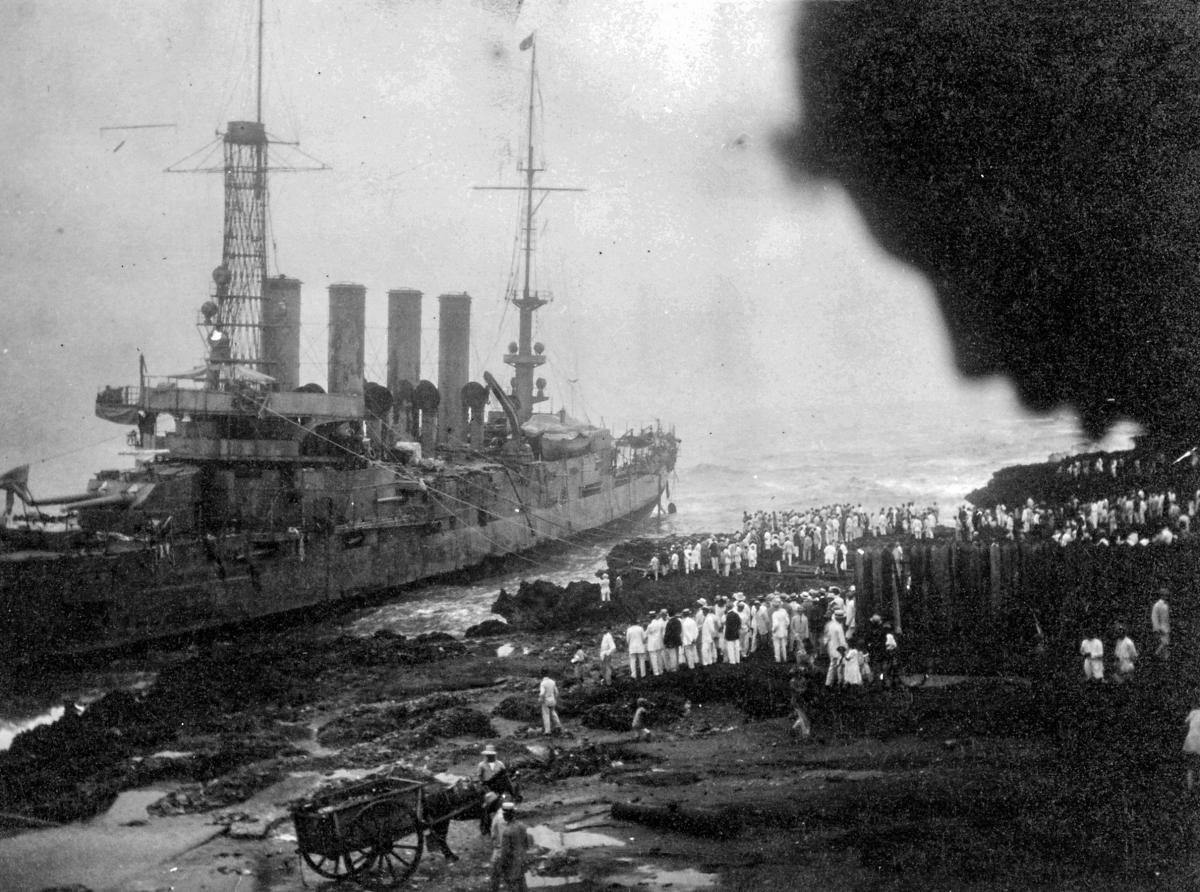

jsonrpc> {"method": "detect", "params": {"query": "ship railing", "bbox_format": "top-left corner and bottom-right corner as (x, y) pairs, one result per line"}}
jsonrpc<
(96, 384), (143, 407)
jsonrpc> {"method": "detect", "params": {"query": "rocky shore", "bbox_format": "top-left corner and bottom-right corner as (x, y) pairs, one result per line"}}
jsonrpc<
(1, 556), (1198, 891)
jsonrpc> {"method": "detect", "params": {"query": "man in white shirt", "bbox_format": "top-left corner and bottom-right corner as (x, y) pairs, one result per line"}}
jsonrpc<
(771, 599), (791, 662)
(1079, 635), (1104, 681)
(823, 610), (848, 686)
(538, 669), (564, 735)
(645, 611), (666, 676)
(625, 620), (647, 679)
(1151, 591), (1170, 658)
(700, 607), (719, 666)
(1113, 626), (1137, 680)
(599, 627), (617, 685)
(681, 609), (699, 669)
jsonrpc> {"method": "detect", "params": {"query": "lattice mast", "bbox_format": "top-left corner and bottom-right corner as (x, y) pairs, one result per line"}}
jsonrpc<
(208, 0), (269, 369)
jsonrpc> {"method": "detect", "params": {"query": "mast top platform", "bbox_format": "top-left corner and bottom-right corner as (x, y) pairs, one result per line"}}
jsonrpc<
(226, 121), (267, 145)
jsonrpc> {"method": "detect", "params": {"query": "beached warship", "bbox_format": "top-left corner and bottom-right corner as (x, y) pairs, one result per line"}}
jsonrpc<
(0, 27), (677, 659)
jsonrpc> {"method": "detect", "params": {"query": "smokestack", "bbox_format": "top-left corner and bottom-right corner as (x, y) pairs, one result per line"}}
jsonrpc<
(387, 288), (422, 435)
(261, 276), (301, 391)
(328, 283), (365, 396)
(437, 292), (471, 446)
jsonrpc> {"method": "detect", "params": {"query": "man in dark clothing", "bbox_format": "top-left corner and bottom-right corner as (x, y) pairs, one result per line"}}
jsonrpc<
(662, 610), (683, 672)
(723, 603), (743, 665)
(862, 614), (887, 686)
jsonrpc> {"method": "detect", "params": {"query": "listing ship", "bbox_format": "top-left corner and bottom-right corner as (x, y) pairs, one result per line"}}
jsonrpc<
(0, 28), (677, 660)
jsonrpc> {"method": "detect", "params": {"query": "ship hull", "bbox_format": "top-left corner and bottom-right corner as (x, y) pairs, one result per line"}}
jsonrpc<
(0, 463), (665, 660)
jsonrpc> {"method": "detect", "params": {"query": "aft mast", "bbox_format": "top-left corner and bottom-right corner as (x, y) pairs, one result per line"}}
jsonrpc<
(476, 32), (583, 423)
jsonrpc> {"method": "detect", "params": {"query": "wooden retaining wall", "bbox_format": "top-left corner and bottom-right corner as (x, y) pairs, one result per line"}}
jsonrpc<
(851, 540), (1200, 674)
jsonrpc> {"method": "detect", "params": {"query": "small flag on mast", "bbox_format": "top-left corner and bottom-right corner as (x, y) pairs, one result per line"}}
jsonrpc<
(519, 32), (534, 51)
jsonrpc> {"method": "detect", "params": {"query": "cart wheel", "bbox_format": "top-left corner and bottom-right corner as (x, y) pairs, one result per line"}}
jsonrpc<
(300, 844), (376, 880)
(360, 802), (423, 884)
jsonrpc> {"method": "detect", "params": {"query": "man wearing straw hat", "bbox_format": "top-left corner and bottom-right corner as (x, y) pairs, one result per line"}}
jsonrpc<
(478, 744), (507, 834)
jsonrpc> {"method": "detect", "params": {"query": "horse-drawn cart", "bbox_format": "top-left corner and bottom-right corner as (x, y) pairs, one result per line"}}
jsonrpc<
(291, 774), (482, 885)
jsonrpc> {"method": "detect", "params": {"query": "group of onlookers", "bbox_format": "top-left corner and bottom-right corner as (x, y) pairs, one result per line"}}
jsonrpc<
(1078, 590), (1171, 682)
(640, 502), (942, 581)
(956, 486), (1199, 546)
(586, 585), (901, 692)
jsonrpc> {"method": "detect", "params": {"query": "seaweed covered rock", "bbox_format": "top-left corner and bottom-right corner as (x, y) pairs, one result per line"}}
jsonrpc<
(413, 707), (496, 745)
(492, 695), (542, 723)
(318, 692), (466, 746)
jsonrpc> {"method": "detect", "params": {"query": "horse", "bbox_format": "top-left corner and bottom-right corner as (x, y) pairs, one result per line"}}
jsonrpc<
(422, 769), (523, 860)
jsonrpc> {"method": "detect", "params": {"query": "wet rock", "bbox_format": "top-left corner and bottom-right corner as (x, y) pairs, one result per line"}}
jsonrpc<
(464, 619), (511, 638)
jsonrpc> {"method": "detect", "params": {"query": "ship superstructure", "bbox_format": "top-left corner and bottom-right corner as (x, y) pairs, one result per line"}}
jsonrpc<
(0, 19), (677, 659)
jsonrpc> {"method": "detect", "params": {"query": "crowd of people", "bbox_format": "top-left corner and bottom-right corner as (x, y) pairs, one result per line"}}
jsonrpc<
(957, 486), (1200, 547)
(636, 502), (943, 581)
(582, 584), (903, 695)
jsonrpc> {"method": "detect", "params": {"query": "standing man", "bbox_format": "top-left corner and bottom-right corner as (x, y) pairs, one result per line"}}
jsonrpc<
(700, 606), (719, 666)
(771, 598), (791, 663)
(599, 626), (617, 686)
(625, 618), (647, 680)
(491, 799), (532, 892)
(646, 610), (666, 676)
(823, 609), (848, 686)
(663, 609), (683, 672)
(538, 668), (563, 736)
(754, 599), (772, 656)
(1080, 633), (1104, 682)
(1152, 589), (1171, 659)
(598, 572), (611, 603)
(1113, 625), (1138, 682)
(723, 601), (743, 665)
(478, 744), (507, 836)
(792, 602), (811, 667)
(681, 607), (699, 670)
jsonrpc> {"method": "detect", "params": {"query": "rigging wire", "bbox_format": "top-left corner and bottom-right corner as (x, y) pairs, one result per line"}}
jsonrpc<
(249, 396), (648, 549)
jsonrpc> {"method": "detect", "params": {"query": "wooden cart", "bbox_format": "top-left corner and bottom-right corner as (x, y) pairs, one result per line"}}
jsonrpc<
(292, 775), (461, 884)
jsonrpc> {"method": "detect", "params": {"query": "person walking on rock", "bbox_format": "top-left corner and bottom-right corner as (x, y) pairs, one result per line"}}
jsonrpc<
(538, 669), (563, 736)
(491, 798), (533, 892)
(599, 627), (617, 686)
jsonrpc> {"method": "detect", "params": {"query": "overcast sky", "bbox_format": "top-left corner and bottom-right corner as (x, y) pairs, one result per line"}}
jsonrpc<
(0, 0), (1129, 494)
